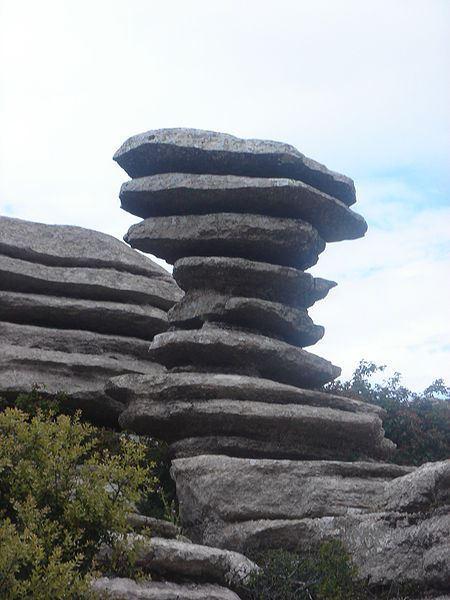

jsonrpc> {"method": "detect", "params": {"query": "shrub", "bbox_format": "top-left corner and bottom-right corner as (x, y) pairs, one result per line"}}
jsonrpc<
(326, 361), (450, 465)
(0, 393), (156, 599)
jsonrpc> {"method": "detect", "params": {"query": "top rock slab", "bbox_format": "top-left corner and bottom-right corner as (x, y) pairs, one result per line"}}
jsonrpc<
(113, 128), (356, 206)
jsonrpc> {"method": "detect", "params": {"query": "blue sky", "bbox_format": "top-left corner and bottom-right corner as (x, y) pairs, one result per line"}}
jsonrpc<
(0, 0), (449, 389)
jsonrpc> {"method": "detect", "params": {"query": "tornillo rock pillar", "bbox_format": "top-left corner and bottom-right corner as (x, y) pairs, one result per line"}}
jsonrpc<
(109, 128), (401, 549)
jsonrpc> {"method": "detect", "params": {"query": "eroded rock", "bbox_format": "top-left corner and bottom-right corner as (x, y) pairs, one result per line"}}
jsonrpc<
(91, 578), (241, 600)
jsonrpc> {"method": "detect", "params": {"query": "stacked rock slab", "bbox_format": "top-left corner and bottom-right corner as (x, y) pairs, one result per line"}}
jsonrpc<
(113, 128), (393, 462)
(110, 129), (450, 594)
(0, 216), (182, 425)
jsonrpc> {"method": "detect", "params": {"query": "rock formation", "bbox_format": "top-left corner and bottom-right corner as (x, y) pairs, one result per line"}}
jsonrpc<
(0, 216), (182, 424)
(111, 128), (449, 596)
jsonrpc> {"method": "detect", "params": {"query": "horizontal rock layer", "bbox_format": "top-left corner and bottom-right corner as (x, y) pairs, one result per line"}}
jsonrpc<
(91, 578), (241, 600)
(0, 216), (168, 277)
(113, 127), (356, 205)
(0, 253), (181, 309)
(118, 398), (392, 461)
(0, 291), (167, 340)
(120, 173), (366, 242)
(148, 326), (341, 387)
(168, 291), (324, 346)
(124, 213), (325, 269)
(173, 256), (335, 308)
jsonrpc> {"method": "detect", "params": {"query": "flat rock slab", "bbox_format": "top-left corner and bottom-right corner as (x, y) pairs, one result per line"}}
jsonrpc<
(107, 372), (384, 416)
(120, 173), (366, 242)
(0, 290), (168, 340)
(0, 216), (168, 277)
(113, 128), (356, 206)
(92, 578), (241, 600)
(148, 326), (341, 387)
(125, 213), (325, 269)
(0, 253), (182, 309)
(171, 455), (412, 527)
(168, 291), (324, 347)
(119, 398), (392, 461)
(173, 256), (336, 308)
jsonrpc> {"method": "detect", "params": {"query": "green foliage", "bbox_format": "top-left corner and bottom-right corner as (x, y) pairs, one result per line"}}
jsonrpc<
(326, 360), (450, 465)
(0, 392), (156, 599)
(243, 541), (365, 600)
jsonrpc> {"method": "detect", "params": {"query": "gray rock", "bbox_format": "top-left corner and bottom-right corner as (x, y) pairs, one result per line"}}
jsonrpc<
(127, 514), (181, 539)
(173, 256), (335, 308)
(107, 371), (384, 416)
(382, 460), (450, 513)
(0, 291), (168, 340)
(168, 291), (324, 347)
(0, 216), (168, 277)
(148, 325), (341, 387)
(0, 253), (182, 310)
(119, 398), (392, 461)
(113, 128), (356, 205)
(103, 535), (258, 590)
(120, 173), (366, 242)
(171, 455), (412, 529)
(91, 578), (241, 600)
(124, 213), (325, 269)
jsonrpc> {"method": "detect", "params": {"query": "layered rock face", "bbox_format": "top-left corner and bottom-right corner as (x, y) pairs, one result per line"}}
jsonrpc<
(112, 129), (449, 594)
(0, 216), (182, 424)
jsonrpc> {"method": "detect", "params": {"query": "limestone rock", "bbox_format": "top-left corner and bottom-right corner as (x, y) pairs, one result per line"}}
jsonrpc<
(168, 291), (324, 346)
(171, 455), (411, 530)
(108, 371), (384, 416)
(148, 326), (341, 387)
(113, 128), (356, 205)
(0, 253), (182, 309)
(124, 213), (325, 269)
(118, 398), (392, 461)
(0, 216), (168, 277)
(173, 256), (335, 308)
(120, 173), (366, 242)
(0, 291), (167, 340)
(91, 578), (241, 600)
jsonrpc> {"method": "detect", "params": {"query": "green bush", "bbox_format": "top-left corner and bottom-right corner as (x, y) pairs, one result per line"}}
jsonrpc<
(243, 542), (365, 600)
(0, 393), (156, 599)
(326, 361), (450, 465)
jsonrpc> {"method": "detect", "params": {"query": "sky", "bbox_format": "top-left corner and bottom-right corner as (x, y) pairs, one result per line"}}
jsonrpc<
(0, 0), (449, 390)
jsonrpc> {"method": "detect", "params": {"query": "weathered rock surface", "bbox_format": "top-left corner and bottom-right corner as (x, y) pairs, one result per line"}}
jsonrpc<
(124, 214), (325, 269)
(148, 325), (341, 387)
(113, 128), (356, 206)
(168, 291), (324, 346)
(0, 253), (182, 309)
(173, 256), (335, 308)
(127, 514), (181, 539)
(120, 173), (366, 242)
(171, 455), (412, 528)
(0, 216), (168, 277)
(100, 535), (258, 590)
(91, 578), (241, 600)
(108, 371), (384, 416)
(119, 398), (392, 461)
(0, 291), (167, 340)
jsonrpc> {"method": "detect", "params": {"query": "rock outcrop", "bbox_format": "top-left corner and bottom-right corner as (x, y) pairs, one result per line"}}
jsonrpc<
(0, 216), (181, 424)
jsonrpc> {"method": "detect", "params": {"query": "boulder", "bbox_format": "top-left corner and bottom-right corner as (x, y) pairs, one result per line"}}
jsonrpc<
(91, 578), (241, 600)
(173, 256), (335, 308)
(120, 173), (366, 242)
(126, 514), (181, 539)
(0, 216), (168, 277)
(171, 455), (412, 528)
(148, 325), (341, 387)
(168, 291), (324, 346)
(0, 291), (167, 340)
(0, 253), (182, 309)
(124, 213), (325, 269)
(107, 371), (384, 416)
(119, 398), (392, 461)
(113, 128), (356, 205)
